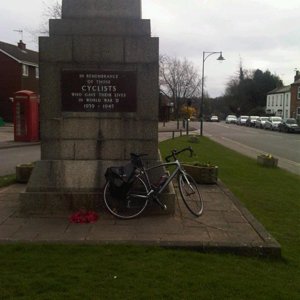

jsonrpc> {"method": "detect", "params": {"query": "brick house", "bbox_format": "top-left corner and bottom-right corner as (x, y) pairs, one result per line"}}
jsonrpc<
(0, 40), (39, 122)
(266, 71), (300, 121)
(290, 71), (300, 120)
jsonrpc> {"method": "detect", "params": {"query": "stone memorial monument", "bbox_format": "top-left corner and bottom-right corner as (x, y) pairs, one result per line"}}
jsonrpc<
(20, 0), (174, 214)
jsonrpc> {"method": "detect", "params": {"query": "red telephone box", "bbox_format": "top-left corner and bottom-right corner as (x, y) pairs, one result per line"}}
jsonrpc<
(13, 90), (40, 142)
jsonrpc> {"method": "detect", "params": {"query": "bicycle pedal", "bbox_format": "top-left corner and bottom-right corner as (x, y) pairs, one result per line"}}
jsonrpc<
(154, 197), (167, 210)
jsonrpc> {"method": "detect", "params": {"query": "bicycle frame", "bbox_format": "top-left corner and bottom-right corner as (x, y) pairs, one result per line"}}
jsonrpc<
(139, 159), (188, 198)
(103, 146), (203, 219)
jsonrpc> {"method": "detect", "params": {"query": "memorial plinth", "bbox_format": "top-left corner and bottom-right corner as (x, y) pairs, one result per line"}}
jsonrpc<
(20, 0), (175, 215)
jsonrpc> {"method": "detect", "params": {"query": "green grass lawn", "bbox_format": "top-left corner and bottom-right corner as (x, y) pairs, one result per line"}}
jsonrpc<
(0, 174), (16, 188)
(0, 136), (300, 299)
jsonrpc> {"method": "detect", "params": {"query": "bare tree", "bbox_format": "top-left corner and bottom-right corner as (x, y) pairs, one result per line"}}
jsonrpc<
(28, 1), (61, 46)
(159, 55), (202, 126)
(40, 1), (62, 34)
(44, 0), (62, 19)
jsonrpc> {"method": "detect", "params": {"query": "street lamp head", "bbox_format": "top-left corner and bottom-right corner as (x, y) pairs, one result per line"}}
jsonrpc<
(217, 52), (225, 61)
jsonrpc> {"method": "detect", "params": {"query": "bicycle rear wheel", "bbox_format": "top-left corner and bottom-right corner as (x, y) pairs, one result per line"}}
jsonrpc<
(103, 176), (149, 219)
(179, 173), (203, 217)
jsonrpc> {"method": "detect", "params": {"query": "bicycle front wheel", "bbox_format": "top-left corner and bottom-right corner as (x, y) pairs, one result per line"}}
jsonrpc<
(179, 173), (203, 217)
(103, 176), (149, 219)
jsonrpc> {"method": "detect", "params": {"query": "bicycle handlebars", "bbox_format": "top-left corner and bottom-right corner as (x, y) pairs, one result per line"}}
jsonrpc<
(165, 147), (193, 162)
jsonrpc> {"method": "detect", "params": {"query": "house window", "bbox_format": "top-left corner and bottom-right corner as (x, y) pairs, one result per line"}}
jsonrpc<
(22, 65), (29, 77)
(297, 107), (300, 116)
(35, 67), (39, 78)
(298, 87), (300, 100)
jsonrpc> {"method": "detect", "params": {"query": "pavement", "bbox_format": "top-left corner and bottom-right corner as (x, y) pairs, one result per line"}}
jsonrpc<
(0, 123), (40, 149)
(0, 123), (281, 257)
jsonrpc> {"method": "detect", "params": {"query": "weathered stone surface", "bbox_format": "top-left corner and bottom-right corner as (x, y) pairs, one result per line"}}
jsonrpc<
(39, 37), (72, 62)
(41, 118), (158, 141)
(38, 63), (62, 119)
(137, 64), (159, 118)
(41, 138), (158, 161)
(26, 160), (104, 192)
(73, 37), (124, 63)
(125, 38), (159, 63)
(62, 0), (141, 19)
(49, 19), (151, 36)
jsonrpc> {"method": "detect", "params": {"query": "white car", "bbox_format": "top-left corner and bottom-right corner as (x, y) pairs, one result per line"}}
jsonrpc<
(255, 117), (269, 128)
(225, 115), (237, 124)
(237, 116), (249, 125)
(264, 117), (282, 130)
(246, 116), (259, 127)
(210, 115), (219, 122)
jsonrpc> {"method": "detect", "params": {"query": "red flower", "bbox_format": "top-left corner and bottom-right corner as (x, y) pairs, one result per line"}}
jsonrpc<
(69, 210), (99, 223)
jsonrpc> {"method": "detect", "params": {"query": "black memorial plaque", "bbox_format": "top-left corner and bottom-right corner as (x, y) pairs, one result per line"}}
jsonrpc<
(61, 70), (137, 112)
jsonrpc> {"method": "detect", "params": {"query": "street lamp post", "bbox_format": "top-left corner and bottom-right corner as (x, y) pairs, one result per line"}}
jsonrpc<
(200, 51), (225, 136)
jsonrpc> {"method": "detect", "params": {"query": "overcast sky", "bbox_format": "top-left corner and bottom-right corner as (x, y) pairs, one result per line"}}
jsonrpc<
(1, 0), (299, 97)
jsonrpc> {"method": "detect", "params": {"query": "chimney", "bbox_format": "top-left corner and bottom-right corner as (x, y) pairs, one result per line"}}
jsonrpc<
(295, 70), (300, 82)
(17, 40), (26, 50)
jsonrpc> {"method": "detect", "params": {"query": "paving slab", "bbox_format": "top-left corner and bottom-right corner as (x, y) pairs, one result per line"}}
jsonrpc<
(0, 182), (281, 257)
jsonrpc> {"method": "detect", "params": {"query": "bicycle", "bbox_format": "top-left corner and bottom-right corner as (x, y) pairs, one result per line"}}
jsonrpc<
(103, 147), (204, 219)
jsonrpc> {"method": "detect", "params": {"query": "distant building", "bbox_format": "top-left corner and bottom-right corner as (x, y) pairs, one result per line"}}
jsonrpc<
(290, 72), (300, 120)
(266, 71), (300, 120)
(159, 93), (173, 122)
(0, 40), (39, 122)
(266, 86), (291, 118)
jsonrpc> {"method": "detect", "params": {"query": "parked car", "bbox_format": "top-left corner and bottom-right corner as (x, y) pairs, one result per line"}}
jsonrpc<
(255, 116), (269, 128)
(278, 118), (300, 133)
(225, 115), (237, 124)
(237, 115), (249, 125)
(264, 116), (282, 130)
(246, 116), (259, 127)
(210, 115), (219, 122)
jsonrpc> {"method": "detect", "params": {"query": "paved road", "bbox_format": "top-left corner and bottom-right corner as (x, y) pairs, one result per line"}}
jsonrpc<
(197, 121), (300, 175)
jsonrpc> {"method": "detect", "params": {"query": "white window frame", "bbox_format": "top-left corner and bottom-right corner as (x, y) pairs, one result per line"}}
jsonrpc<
(22, 64), (29, 77)
(297, 87), (300, 100)
(35, 67), (39, 79)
